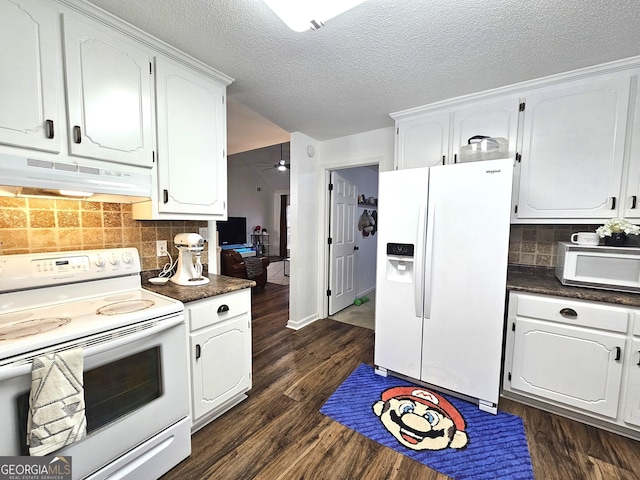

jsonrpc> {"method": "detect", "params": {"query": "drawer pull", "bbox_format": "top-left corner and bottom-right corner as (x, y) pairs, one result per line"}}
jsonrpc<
(637, 351), (640, 366)
(217, 304), (229, 314)
(615, 346), (622, 361)
(559, 308), (578, 318)
(632, 195), (638, 209)
(195, 344), (201, 360)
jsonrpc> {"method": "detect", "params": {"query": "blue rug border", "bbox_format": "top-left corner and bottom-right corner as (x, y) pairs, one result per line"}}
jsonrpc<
(320, 363), (534, 480)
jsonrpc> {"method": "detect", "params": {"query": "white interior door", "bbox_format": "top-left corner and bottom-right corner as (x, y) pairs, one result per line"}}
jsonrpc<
(329, 171), (357, 315)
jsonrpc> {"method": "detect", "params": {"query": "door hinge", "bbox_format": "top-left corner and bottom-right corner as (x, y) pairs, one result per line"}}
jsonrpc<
(328, 183), (334, 191)
(328, 237), (332, 245)
(327, 289), (331, 296)
(515, 152), (522, 163)
(519, 102), (525, 112)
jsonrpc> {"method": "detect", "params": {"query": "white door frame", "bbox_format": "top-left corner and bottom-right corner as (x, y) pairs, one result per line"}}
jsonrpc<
(322, 161), (380, 319)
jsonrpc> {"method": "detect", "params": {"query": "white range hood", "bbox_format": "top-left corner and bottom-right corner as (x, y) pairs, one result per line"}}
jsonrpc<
(0, 154), (151, 202)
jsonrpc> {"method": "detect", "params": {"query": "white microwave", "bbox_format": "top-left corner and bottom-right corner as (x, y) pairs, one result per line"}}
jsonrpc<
(555, 241), (640, 293)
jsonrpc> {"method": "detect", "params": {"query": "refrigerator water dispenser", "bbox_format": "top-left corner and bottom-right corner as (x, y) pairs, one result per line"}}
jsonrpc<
(385, 243), (415, 283)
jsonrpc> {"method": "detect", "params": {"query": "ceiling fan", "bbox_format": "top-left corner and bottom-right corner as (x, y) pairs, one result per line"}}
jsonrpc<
(260, 143), (290, 172)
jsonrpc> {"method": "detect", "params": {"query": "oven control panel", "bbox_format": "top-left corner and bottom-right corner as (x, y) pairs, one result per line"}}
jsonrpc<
(32, 256), (90, 276)
(0, 248), (142, 292)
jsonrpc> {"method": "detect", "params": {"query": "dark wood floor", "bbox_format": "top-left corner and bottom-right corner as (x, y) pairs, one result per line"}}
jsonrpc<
(162, 283), (640, 480)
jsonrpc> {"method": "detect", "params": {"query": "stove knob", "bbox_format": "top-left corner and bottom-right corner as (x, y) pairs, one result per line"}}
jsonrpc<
(122, 252), (133, 264)
(109, 254), (120, 266)
(95, 256), (106, 268)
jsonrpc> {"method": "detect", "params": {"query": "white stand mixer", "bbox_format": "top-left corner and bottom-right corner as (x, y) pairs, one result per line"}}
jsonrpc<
(170, 233), (210, 286)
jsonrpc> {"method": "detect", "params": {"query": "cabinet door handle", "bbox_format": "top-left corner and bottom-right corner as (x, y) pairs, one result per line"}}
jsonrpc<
(45, 119), (54, 139)
(73, 125), (82, 143)
(632, 196), (637, 209)
(637, 351), (640, 366)
(195, 344), (201, 360)
(454, 153), (457, 164)
(559, 308), (578, 318)
(163, 189), (169, 203)
(615, 346), (621, 361)
(217, 304), (229, 314)
(442, 155), (445, 165)
(611, 196), (616, 210)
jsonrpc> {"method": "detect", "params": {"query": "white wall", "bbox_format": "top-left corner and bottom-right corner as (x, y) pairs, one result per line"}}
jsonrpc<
(287, 127), (394, 329)
(227, 160), (276, 247)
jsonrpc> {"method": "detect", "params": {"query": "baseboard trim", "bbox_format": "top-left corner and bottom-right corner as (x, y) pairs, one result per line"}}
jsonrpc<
(286, 313), (319, 330)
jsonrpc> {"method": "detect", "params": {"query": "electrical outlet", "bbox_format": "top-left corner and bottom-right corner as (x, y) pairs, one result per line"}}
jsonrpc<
(199, 227), (208, 242)
(156, 240), (167, 256)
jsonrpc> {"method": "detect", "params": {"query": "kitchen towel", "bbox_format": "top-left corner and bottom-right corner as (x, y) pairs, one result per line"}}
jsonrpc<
(321, 363), (534, 480)
(27, 348), (87, 456)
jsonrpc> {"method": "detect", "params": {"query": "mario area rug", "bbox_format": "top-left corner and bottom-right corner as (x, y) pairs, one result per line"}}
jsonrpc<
(320, 364), (534, 480)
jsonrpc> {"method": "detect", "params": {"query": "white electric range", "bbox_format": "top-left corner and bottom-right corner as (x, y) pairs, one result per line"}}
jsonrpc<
(0, 248), (190, 480)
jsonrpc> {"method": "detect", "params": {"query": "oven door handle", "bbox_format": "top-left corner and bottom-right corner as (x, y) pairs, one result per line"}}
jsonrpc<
(0, 315), (185, 381)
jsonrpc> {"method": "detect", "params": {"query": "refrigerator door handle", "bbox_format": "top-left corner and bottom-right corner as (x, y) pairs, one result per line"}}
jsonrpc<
(414, 203), (427, 318)
(423, 202), (436, 319)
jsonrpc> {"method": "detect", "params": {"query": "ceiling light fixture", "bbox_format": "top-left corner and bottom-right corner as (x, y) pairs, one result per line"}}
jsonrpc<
(262, 0), (368, 32)
(276, 143), (289, 172)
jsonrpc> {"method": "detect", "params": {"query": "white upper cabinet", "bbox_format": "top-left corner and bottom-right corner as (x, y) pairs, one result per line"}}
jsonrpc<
(396, 112), (450, 169)
(132, 56), (227, 219)
(394, 97), (519, 169)
(62, 14), (154, 168)
(0, 0), (61, 152)
(514, 74), (632, 221)
(622, 85), (640, 219)
(450, 98), (520, 163)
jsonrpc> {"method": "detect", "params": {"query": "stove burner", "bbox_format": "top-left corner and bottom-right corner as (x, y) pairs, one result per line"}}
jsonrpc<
(0, 317), (72, 340)
(97, 300), (155, 316)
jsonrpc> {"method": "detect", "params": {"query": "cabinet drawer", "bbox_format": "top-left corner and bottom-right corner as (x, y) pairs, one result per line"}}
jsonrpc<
(514, 293), (629, 333)
(188, 289), (250, 332)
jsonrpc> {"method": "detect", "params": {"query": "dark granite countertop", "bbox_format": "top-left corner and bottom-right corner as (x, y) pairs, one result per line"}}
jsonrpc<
(507, 265), (640, 307)
(142, 271), (255, 303)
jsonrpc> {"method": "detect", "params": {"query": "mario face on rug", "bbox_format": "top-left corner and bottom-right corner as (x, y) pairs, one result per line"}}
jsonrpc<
(372, 386), (468, 451)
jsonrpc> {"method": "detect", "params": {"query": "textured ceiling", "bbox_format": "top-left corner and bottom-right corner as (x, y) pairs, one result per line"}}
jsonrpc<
(229, 142), (290, 192)
(86, 0), (640, 155)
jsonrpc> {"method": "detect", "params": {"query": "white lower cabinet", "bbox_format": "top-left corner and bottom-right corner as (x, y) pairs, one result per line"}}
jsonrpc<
(503, 292), (640, 439)
(510, 317), (625, 418)
(623, 337), (640, 427)
(186, 289), (252, 433)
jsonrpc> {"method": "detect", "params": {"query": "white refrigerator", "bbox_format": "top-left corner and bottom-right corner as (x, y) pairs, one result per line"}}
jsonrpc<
(374, 158), (513, 414)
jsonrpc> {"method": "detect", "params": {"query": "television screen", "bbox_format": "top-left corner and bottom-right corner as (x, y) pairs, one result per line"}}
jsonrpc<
(216, 217), (247, 246)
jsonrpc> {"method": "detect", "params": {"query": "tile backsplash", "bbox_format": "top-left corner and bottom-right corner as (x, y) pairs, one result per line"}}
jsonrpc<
(0, 197), (620, 271)
(0, 198), (208, 271)
(508, 224), (601, 267)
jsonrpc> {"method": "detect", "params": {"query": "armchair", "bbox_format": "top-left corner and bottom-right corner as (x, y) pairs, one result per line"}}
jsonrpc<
(220, 250), (270, 288)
